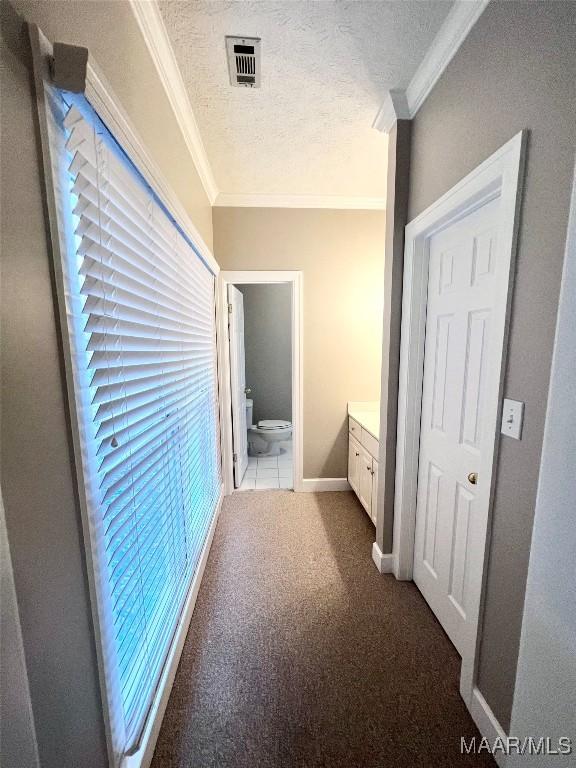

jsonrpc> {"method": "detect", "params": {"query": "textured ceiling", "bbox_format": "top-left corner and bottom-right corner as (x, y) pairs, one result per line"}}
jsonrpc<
(158, 1), (453, 201)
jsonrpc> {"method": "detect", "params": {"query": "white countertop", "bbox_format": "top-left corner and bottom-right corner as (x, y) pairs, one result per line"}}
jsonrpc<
(348, 402), (380, 441)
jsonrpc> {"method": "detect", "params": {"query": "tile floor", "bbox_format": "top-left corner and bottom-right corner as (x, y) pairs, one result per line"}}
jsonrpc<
(238, 439), (293, 491)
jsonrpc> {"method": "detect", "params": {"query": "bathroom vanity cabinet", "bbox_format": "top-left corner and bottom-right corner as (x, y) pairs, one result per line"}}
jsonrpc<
(347, 404), (380, 526)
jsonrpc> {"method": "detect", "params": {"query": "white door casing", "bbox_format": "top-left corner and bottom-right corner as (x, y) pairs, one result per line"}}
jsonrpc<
(413, 198), (499, 657)
(218, 271), (303, 495)
(228, 285), (248, 487)
(393, 132), (525, 707)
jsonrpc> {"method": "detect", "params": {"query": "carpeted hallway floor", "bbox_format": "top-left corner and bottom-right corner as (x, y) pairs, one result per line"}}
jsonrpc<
(151, 491), (494, 768)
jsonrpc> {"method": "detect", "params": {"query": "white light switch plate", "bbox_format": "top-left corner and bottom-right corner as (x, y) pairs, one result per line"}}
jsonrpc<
(501, 398), (524, 440)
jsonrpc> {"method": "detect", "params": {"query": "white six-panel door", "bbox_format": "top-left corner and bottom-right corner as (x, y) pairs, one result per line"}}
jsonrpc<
(413, 198), (500, 656)
(228, 285), (249, 487)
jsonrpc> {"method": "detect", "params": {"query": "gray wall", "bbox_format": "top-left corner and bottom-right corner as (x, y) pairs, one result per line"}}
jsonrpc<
(407, 1), (576, 729)
(0, 490), (40, 768)
(0, 3), (108, 765)
(376, 120), (411, 555)
(238, 284), (292, 425)
(508, 165), (576, 768)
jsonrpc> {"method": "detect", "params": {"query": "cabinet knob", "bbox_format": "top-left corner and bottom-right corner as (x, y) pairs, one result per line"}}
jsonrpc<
(355, 452), (359, 457)
(367, 465), (371, 471)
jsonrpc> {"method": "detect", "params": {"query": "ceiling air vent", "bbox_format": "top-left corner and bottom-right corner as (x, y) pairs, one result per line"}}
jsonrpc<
(225, 36), (261, 88)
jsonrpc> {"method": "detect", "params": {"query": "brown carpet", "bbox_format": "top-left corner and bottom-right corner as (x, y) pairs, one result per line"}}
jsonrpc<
(152, 491), (494, 768)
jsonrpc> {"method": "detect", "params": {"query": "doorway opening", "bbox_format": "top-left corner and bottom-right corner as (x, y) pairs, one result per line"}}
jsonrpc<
(217, 271), (303, 495)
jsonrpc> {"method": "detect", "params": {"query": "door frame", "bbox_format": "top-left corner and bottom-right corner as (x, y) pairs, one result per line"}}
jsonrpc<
(227, 285), (249, 487)
(216, 270), (304, 495)
(392, 132), (526, 706)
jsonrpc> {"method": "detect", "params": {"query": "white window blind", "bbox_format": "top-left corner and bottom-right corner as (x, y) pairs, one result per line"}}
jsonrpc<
(58, 102), (221, 752)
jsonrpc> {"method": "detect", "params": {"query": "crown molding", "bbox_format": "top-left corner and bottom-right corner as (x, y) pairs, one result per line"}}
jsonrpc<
(406, 0), (491, 115)
(214, 193), (386, 210)
(373, 0), (490, 134)
(129, 0), (219, 204)
(372, 89), (410, 134)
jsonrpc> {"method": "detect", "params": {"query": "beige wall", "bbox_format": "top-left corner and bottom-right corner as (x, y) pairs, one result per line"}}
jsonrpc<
(214, 208), (386, 478)
(238, 283), (292, 425)
(408, 1), (576, 729)
(13, 0), (213, 248)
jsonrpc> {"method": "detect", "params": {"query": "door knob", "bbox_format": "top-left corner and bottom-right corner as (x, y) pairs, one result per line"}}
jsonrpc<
(468, 472), (478, 485)
(244, 387), (251, 394)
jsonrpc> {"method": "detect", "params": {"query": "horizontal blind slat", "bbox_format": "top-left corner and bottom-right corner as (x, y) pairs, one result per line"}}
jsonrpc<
(102, 412), (218, 537)
(93, 368), (207, 419)
(67, 143), (183, 256)
(100, 392), (207, 499)
(85, 318), (201, 343)
(95, 368), (209, 432)
(104, 419), (217, 535)
(75, 225), (213, 309)
(88, 349), (215, 378)
(77, 243), (212, 322)
(107, 435), (216, 589)
(81, 278), (212, 329)
(84, 299), (212, 337)
(91, 359), (214, 404)
(97, 389), (211, 470)
(79, 259), (212, 320)
(91, 351), (212, 387)
(73, 197), (209, 293)
(71, 170), (190, 265)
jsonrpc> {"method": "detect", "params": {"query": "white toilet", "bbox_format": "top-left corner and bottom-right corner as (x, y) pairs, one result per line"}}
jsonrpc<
(246, 399), (292, 456)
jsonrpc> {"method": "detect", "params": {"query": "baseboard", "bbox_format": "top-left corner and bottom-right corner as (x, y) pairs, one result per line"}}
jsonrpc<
(125, 492), (223, 768)
(299, 478), (351, 492)
(371, 542), (396, 574)
(468, 686), (508, 768)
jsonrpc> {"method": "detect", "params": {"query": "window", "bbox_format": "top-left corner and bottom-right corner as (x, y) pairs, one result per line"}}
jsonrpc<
(47, 93), (221, 756)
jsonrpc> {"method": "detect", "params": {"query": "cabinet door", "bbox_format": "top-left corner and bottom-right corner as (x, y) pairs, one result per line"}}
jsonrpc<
(370, 459), (379, 525)
(348, 434), (361, 494)
(358, 447), (373, 514)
